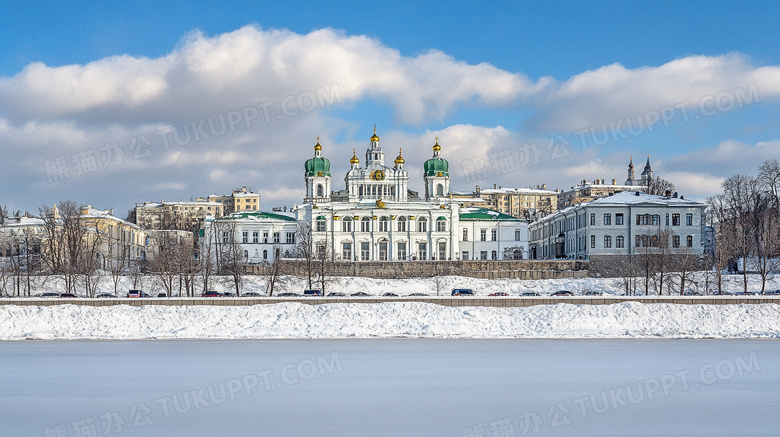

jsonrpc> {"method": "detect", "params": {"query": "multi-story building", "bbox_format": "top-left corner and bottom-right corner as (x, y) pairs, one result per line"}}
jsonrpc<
(201, 210), (298, 264)
(458, 207), (528, 260)
(528, 191), (707, 260)
(208, 186), (260, 214)
(557, 156), (653, 208)
(454, 184), (559, 221)
(79, 206), (149, 268)
(134, 199), (224, 231)
(295, 128), (528, 261)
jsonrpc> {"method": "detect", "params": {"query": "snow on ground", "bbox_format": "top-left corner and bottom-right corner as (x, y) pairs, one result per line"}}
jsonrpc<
(2, 301), (779, 341)
(7, 271), (780, 298)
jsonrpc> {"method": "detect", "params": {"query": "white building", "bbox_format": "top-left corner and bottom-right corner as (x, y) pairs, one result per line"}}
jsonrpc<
(201, 210), (298, 264)
(295, 127), (528, 261)
(529, 191), (707, 260)
(458, 207), (528, 260)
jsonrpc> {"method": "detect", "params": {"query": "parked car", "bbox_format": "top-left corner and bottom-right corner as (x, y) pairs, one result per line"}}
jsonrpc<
(408, 293), (429, 296)
(583, 290), (604, 296)
(764, 290), (780, 295)
(451, 288), (475, 296)
(488, 292), (509, 296)
(202, 291), (224, 297)
(59, 293), (77, 298)
(521, 291), (540, 296)
(683, 291), (703, 296)
(277, 292), (299, 297)
(303, 289), (323, 296)
(223, 292), (236, 297)
(382, 292), (399, 297)
(157, 293), (167, 298)
(127, 290), (151, 298)
(551, 290), (575, 296)
(327, 292), (346, 297)
(96, 293), (117, 298)
(243, 292), (263, 297)
(35, 292), (61, 298)
(350, 292), (370, 297)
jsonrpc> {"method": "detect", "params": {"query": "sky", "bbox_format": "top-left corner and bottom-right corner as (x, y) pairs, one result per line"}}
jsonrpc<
(1, 0), (780, 217)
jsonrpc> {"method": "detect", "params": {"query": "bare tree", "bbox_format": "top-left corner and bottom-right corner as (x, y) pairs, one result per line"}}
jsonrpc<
(644, 177), (676, 196)
(217, 220), (246, 296)
(295, 221), (316, 289)
(39, 201), (90, 294)
(264, 244), (285, 296)
(670, 249), (699, 295)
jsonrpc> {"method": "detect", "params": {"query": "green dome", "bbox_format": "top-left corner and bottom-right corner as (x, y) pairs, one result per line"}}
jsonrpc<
(305, 156), (331, 177)
(424, 157), (449, 177)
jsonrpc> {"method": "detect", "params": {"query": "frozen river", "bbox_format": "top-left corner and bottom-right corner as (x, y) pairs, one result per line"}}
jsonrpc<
(1, 339), (777, 436)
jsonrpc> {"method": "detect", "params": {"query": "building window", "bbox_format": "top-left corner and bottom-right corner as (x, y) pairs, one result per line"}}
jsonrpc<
(590, 235), (595, 248)
(672, 214), (680, 226)
(316, 184), (324, 198)
(480, 250), (487, 260)
(342, 217), (352, 232)
(480, 229), (487, 241)
(316, 218), (326, 232)
(417, 217), (428, 232)
(398, 216), (407, 232)
(438, 242), (447, 260)
(436, 184), (444, 196)
(286, 232), (295, 244)
(342, 242), (352, 260)
(379, 217), (389, 232)
(604, 214), (611, 225)
(686, 213), (693, 226)
(242, 231), (248, 243)
(397, 242), (407, 260)
(222, 231), (230, 244)
(491, 229), (497, 241)
(616, 235), (624, 248)
(361, 217), (371, 232)
(636, 235), (642, 247)
(515, 229), (521, 241)
(461, 251), (469, 260)
(462, 228), (468, 241)
(604, 235), (612, 248)
(687, 235), (693, 247)
(673, 235), (680, 248)
(263, 231), (268, 243)
(616, 214), (624, 225)
(379, 241), (388, 261)
(263, 250), (268, 260)
(252, 231), (259, 243)
(273, 232), (280, 244)
(418, 243), (427, 260)
(491, 250), (497, 260)
(436, 218), (447, 232)
(360, 242), (370, 260)
(590, 214), (595, 226)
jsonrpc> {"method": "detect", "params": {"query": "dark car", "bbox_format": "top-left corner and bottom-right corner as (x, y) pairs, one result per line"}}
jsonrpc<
(350, 292), (370, 297)
(59, 293), (77, 298)
(127, 290), (151, 298)
(243, 292), (263, 297)
(303, 289), (323, 296)
(36, 292), (61, 298)
(96, 293), (117, 298)
(583, 290), (604, 296)
(551, 290), (575, 296)
(277, 292), (300, 297)
(408, 293), (429, 296)
(382, 292), (399, 297)
(451, 288), (475, 296)
(764, 290), (780, 295)
(521, 291), (540, 296)
(327, 292), (346, 297)
(157, 293), (167, 298)
(202, 291), (224, 297)
(488, 292), (509, 297)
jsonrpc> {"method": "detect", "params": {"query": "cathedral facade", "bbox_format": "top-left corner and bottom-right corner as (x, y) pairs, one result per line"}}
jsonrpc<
(295, 128), (528, 261)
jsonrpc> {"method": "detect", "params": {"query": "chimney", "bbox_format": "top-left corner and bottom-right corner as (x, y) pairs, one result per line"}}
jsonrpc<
(612, 179), (617, 185)
(494, 183), (497, 189)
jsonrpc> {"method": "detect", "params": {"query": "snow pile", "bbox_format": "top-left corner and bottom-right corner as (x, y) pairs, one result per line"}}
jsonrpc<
(2, 302), (779, 340)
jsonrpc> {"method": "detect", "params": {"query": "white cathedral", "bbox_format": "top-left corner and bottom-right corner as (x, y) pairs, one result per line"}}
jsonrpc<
(295, 127), (528, 262)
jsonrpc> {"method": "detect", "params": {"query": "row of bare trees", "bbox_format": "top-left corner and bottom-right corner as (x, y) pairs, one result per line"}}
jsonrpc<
(708, 160), (780, 294)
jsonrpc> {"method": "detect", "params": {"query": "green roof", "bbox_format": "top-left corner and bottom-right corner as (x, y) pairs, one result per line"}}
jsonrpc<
(459, 207), (522, 222)
(223, 211), (297, 222)
(304, 156), (331, 177)
(423, 157), (449, 177)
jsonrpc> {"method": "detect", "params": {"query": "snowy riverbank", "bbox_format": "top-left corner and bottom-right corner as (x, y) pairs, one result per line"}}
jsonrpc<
(2, 301), (779, 340)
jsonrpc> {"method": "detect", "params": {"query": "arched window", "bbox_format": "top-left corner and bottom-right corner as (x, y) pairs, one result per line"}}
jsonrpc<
(263, 250), (268, 260)
(436, 184), (444, 196)
(379, 216), (389, 232)
(436, 216), (447, 232)
(361, 217), (371, 232)
(417, 217), (428, 232)
(316, 184), (324, 198)
(316, 216), (326, 232)
(491, 250), (497, 260)
(397, 216), (407, 232)
(616, 236), (624, 248)
(687, 235), (693, 247)
(342, 216), (353, 232)
(651, 235), (659, 247)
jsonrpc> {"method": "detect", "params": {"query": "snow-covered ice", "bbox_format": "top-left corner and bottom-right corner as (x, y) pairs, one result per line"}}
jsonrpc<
(2, 301), (779, 340)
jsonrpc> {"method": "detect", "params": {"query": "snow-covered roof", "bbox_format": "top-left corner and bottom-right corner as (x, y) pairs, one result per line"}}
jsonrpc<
(1, 217), (45, 227)
(587, 191), (705, 206)
(478, 187), (558, 195)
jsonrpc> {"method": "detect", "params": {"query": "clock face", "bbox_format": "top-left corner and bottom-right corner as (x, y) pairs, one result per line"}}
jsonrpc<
(370, 170), (386, 181)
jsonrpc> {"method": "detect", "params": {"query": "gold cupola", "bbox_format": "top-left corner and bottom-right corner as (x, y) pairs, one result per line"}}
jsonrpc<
(432, 136), (441, 152)
(314, 136), (322, 152)
(350, 148), (360, 164)
(370, 124), (380, 142)
(394, 148), (405, 165)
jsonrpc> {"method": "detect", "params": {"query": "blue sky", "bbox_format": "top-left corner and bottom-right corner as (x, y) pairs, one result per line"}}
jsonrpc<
(1, 1), (779, 214)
